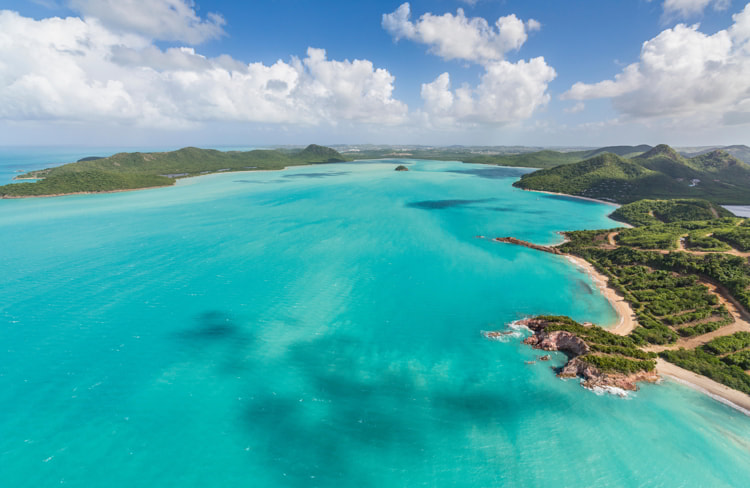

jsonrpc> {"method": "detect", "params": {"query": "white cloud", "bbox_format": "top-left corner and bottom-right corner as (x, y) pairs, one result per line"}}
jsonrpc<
(564, 102), (585, 114)
(0, 10), (408, 129)
(384, 3), (554, 127)
(69, 0), (226, 44)
(563, 4), (750, 127)
(663, 0), (730, 18)
(420, 57), (556, 126)
(382, 2), (539, 63)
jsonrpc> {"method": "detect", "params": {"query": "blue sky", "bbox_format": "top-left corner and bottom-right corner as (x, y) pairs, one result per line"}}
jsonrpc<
(1, 0), (749, 147)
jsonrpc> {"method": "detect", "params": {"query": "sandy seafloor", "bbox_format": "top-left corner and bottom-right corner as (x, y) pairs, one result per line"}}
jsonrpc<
(1, 153), (750, 487)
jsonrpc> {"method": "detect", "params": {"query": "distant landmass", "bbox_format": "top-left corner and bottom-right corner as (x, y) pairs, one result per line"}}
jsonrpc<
(0, 144), (345, 197)
(679, 144), (750, 164)
(513, 144), (750, 204)
(343, 144), (653, 169)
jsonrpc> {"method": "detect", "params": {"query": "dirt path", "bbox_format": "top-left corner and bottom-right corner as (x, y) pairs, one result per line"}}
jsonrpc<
(645, 281), (750, 352)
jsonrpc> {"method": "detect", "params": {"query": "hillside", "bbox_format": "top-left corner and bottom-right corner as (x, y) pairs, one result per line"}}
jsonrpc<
(340, 144), (651, 169)
(609, 199), (734, 226)
(1, 144), (345, 198)
(513, 144), (750, 204)
(682, 145), (750, 164)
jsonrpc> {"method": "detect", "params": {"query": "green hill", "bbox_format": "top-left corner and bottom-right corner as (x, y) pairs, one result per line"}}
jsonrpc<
(610, 199), (734, 226)
(583, 144), (652, 159)
(682, 145), (750, 164)
(1, 144), (345, 198)
(514, 144), (750, 204)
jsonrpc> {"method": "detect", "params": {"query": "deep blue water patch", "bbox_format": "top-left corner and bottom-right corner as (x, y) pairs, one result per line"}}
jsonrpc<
(445, 167), (533, 179)
(283, 171), (351, 179)
(406, 198), (497, 210)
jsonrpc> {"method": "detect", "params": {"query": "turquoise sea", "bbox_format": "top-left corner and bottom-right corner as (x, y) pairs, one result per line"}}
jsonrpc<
(1, 151), (749, 487)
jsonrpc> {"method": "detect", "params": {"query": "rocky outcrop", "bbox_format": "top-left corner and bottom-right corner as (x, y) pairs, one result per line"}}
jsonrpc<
(559, 358), (659, 391)
(493, 237), (563, 255)
(516, 317), (658, 392)
(395, 165), (409, 171)
(523, 330), (590, 356)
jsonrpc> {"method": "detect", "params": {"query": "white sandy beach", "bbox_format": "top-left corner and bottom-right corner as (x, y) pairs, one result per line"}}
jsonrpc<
(564, 254), (750, 416)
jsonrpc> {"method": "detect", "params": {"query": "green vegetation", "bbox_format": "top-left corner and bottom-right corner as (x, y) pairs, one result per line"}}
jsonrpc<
(610, 199), (732, 226)
(578, 354), (656, 374)
(723, 350), (750, 369)
(702, 332), (750, 355)
(713, 226), (750, 251)
(0, 144), (345, 197)
(561, 237), (746, 345)
(341, 144), (652, 169)
(659, 332), (750, 393)
(0, 171), (172, 196)
(526, 193), (750, 396)
(659, 348), (750, 395)
(514, 144), (750, 204)
(530, 316), (656, 375)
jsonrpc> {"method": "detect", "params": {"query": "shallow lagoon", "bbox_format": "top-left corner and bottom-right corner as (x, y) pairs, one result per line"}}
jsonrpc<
(1, 159), (749, 487)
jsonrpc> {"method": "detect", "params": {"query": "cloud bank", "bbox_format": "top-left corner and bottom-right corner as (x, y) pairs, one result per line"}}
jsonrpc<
(0, 10), (407, 129)
(383, 3), (554, 127)
(563, 3), (750, 127)
(68, 0), (226, 44)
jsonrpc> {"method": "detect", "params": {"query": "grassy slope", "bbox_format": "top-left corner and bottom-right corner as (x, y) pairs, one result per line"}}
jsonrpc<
(610, 199), (733, 226)
(513, 144), (750, 204)
(0, 144), (345, 197)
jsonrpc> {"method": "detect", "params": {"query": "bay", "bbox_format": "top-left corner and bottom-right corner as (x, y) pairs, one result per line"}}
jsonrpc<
(1, 156), (749, 487)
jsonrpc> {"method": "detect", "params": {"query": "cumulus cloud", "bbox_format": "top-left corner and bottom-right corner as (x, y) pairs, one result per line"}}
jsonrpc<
(69, 0), (226, 44)
(382, 2), (539, 63)
(563, 4), (750, 127)
(663, 0), (730, 18)
(383, 3), (553, 126)
(420, 58), (556, 126)
(0, 10), (408, 128)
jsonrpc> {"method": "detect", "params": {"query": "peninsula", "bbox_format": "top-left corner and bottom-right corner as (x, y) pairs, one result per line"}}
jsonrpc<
(0, 144), (345, 198)
(490, 198), (750, 412)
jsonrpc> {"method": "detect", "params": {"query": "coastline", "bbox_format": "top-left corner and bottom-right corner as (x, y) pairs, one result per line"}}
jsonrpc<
(563, 254), (637, 335)
(564, 253), (750, 415)
(0, 184), (175, 199)
(1, 166), (294, 199)
(519, 187), (622, 207)
(656, 359), (750, 416)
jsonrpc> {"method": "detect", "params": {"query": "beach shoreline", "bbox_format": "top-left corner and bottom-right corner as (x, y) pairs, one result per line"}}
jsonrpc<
(518, 187), (622, 207)
(563, 253), (750, 416)
(563, 254), (637, 335)
(656, 359), (750, 416)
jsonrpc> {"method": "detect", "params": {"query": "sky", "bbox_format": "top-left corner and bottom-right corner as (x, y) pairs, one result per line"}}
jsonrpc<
(1, 0), (750, 148)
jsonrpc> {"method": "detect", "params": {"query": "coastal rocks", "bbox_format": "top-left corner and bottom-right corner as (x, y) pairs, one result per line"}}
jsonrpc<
(493, 237), (564, 255)
(517, 317), (658, 393)
(523, 330), (590, 356)
(395, 165), (409, 171)
(559, 358), (659, 392)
